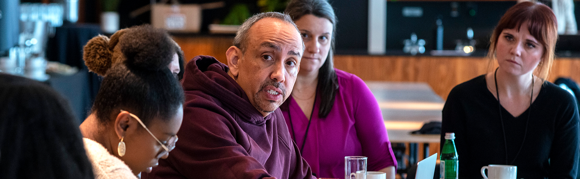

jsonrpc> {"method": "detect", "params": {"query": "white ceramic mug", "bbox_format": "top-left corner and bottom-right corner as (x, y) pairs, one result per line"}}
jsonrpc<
(353, 170), (365, 179)
(480, 165), (517, 179)
(366, 171), (386, 179)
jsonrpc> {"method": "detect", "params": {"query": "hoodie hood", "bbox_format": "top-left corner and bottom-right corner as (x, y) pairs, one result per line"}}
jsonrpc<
(181, 55), (268, 125)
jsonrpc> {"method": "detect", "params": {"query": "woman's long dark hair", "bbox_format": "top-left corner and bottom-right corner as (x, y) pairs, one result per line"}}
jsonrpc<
(285, 0), (338, 118)
(0, 74), (94, 179)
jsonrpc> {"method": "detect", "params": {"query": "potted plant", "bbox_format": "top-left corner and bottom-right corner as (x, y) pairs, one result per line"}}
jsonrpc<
(257, 0), (288, 12)
(101, 0), (120, 33)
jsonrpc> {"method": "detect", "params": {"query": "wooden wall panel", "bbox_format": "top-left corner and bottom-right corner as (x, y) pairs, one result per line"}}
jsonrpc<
(334, 55), (491, 99)
(334, 55), (580, 100)
(549, 58), (580, 83)
(172, 35), (233, 64)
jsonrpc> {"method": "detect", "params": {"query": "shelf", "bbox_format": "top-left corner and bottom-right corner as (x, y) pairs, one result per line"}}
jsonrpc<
(388, 0), (517, 1)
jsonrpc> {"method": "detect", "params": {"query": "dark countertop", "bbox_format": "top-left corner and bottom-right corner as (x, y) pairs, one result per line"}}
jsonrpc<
(170, 32), (580, 58)
(336, 49), (580, 58)
(335, 49), (488, 57)
(170, 32), (236, 38)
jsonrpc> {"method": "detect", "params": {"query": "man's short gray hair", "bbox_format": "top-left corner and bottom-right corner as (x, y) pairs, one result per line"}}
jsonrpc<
(233, 12), (299, 53)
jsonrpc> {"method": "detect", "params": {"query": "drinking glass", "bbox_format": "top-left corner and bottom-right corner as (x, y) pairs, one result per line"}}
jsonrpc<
(345, 156), (367, 179)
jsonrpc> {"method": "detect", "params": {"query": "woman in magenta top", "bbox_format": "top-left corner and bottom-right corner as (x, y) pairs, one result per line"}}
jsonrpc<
(281, 0), (397, 178)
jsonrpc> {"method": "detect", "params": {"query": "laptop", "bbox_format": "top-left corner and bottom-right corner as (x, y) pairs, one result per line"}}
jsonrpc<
(415, 153), (437, 179)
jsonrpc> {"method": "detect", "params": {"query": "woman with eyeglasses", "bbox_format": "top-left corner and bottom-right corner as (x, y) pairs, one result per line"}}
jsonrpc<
(80, 25), (185, 178)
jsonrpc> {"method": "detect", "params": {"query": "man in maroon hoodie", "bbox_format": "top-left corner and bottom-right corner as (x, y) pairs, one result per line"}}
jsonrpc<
(141, 12), (315, 179)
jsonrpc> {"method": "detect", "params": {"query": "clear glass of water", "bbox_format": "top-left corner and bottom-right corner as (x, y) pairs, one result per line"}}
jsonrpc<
(345, 156), (367, 179)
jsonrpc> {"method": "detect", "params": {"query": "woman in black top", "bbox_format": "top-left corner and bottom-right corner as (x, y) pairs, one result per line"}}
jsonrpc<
(441, 2), (579, 178)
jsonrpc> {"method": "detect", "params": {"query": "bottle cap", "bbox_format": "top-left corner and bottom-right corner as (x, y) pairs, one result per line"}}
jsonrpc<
(445, 132), (455, 139)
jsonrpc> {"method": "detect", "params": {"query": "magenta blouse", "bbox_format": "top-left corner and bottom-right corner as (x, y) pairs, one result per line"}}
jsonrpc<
(281, 69), (397, 178)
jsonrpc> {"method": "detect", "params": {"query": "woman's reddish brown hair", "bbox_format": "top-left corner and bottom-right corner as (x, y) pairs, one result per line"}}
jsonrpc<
(488, 1), (558, 80)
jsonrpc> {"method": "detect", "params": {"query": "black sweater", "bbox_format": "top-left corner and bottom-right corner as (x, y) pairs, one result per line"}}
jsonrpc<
(441, 75), (579, 179)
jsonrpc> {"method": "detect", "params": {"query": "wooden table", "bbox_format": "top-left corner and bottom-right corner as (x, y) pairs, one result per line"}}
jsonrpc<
(366, 81), (444, 171)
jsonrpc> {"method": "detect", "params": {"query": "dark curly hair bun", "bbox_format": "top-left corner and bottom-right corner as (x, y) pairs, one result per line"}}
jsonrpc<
(120, 25), (175, 72)
(83, 25), (176, 76)
(83, 35), (113, 76)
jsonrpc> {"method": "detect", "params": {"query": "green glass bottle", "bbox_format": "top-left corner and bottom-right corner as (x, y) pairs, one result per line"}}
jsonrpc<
(440, 132), (458, 179)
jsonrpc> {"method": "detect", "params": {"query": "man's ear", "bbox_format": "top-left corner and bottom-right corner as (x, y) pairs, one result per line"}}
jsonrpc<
(113, 111), (132, 140)
(226, 46), (242, 78)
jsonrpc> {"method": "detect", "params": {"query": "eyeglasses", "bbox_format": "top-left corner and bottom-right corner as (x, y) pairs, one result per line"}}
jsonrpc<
(120, 110), (178, 158)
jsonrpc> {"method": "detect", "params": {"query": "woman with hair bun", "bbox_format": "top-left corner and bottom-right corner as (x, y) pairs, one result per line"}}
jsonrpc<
(80, 25), (185, 178)
(441, 2), (579, 178)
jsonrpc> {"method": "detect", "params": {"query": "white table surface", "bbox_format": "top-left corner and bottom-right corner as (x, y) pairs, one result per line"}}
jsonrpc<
(366, 82), (444, 143)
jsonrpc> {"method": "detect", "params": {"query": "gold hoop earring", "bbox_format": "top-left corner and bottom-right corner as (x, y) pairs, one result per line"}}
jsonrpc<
(118, 137), (126, 157)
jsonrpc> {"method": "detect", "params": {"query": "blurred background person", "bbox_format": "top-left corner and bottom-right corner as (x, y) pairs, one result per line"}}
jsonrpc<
(0, 73), (94, 179)
(80, 25), (185, 178)
(552, 0), (578, 35)
(173, 42), (185, 80)
(282, 0), (397, 178)
(441, 2), (579, 178)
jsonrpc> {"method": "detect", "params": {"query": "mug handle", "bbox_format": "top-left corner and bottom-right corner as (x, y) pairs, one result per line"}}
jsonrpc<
(480, 166), (489, 179)
(350, 173), (356, 179)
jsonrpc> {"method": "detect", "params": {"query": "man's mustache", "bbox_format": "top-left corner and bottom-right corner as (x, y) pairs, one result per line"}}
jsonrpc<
(260, 80), (286, 97)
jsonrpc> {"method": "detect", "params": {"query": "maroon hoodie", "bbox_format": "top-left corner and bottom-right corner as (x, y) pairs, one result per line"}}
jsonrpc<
(142, 56), (315, 179)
